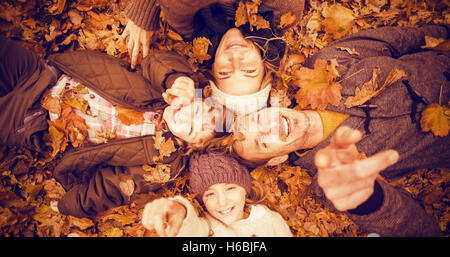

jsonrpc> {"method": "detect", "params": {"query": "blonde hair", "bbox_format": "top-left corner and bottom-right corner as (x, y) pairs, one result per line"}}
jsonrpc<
(246, 180), (266, 204)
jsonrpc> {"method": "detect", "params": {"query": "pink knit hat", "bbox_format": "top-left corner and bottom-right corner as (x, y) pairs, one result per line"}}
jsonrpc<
(188, 152), (252, 201)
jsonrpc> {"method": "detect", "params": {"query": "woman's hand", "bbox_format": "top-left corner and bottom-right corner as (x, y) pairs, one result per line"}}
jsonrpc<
(121, 19), (155, 69)
(162, 76), (195, 105)
(314, 126), (399, 211)
(141, 198), (187, 237)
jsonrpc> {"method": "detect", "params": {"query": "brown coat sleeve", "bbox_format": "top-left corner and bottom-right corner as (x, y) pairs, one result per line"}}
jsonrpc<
(55, 133), (186, 218)
(125, 0), (161, 31)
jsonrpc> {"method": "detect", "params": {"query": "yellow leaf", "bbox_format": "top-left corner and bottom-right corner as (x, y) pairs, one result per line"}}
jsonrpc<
(322, 4), (355, 39)
(336, 46), (360, 55)
(344, 68), (406, 108)
(115, 106), (144, 126)
(60, 86), (90, 114)
(420, 103), (450, 137)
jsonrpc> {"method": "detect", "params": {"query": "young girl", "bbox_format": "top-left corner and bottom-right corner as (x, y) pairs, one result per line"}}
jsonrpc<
(141, 152), (292, 236)
(123, 0), (305, 115)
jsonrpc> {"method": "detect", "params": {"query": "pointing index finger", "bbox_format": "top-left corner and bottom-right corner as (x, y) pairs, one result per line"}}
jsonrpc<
(352, 149), (399, 178)
(331, 126), (362, 149)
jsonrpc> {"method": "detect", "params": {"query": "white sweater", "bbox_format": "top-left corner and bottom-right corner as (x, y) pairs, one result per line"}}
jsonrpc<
(171, 196), (293, 237)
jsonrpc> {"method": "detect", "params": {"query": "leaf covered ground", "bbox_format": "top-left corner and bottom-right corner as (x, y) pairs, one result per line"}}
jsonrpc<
(0, 0), (449, 237)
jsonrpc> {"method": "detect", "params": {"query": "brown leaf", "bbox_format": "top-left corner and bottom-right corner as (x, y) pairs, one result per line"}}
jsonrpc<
(142, 164), (171, 183)
(46, 0), (66, 15)
(68, 9), (84, 26)
(41, 94), (61, 117)
(119, 178), (135, 198)
(63, 108), (88, 148)
(153, 130), (177, 159)
(85, 11), (115, 30)
(115, 106), (144, 126)
(47, 119), (68, 157)
(279, 11), (297, 29)
(234, 0), (270, 31)
(344, 68), (406, 108)
(75, 0), (109, 11)
(95, 128), (116, 144)
(60, 86), (90, 114)
(293, 59), (342, 110)
(43, 178), (66, 199)
(191, 37), (212, 64)
(235, 1), (248, 27)
(67, 216), (94, 230)
(421, 36), (450, 51)
(322, 4), (356, 39)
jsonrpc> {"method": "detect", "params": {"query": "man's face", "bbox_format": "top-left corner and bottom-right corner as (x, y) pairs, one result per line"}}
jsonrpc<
(233, 107), (314, 162)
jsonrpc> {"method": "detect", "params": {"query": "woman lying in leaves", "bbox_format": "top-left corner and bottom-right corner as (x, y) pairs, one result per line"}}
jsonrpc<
(0, 36), (218, 218)
(142, 152), (292, 237)
(123, 0), (305, 115)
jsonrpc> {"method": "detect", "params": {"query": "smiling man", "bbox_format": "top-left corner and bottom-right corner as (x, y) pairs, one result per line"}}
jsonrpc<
(230, 25), (450, 236)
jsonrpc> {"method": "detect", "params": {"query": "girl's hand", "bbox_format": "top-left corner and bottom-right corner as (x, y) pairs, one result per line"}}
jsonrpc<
(121, 19), (155, 69)
(162, 76), (195, 105)
(141, 198), (187, 237)
(314, 126), (399, 211)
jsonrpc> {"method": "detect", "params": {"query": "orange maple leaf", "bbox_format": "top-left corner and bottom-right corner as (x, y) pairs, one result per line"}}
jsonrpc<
(279, 11), (297, 29)
(420, 103), (450, 137)
(293, 59), (342, 110)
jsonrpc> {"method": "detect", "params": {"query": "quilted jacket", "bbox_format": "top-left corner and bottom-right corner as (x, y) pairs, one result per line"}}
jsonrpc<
(48, 50), (199, 217)
(0, 35), (194, 218)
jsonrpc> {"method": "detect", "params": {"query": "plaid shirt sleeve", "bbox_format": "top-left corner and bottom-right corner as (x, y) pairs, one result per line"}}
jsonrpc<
(49, 75), (160, 145)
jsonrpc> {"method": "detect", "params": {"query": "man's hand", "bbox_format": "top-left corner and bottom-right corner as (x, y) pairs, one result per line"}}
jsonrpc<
(162, 76), (195, 105)
(314, 126), (399, 211)
(121, 19), (155, 69)
(142, 198), (187, 237)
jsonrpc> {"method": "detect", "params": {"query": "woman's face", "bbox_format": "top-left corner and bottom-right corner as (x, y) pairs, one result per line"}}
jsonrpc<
(213, 28), (265, 96)
(163, 99), (216, 144)
(202, 183), (247, 225)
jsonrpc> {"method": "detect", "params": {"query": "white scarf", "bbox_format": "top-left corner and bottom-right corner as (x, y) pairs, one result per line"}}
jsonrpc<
(209, 80), (271, 115)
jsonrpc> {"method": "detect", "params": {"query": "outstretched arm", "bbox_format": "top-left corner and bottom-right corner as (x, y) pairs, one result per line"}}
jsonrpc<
(142, 196), (210, 236)
(123, 0), (161, 68)
(314, 126), (399, 211)
(314, 126), (443, 236)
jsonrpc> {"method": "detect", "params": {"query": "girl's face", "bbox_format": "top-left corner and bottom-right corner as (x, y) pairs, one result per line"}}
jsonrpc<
(213, 28), (265, 96)
(163, 99), (216, 144)
(202, 183), (247, 225)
